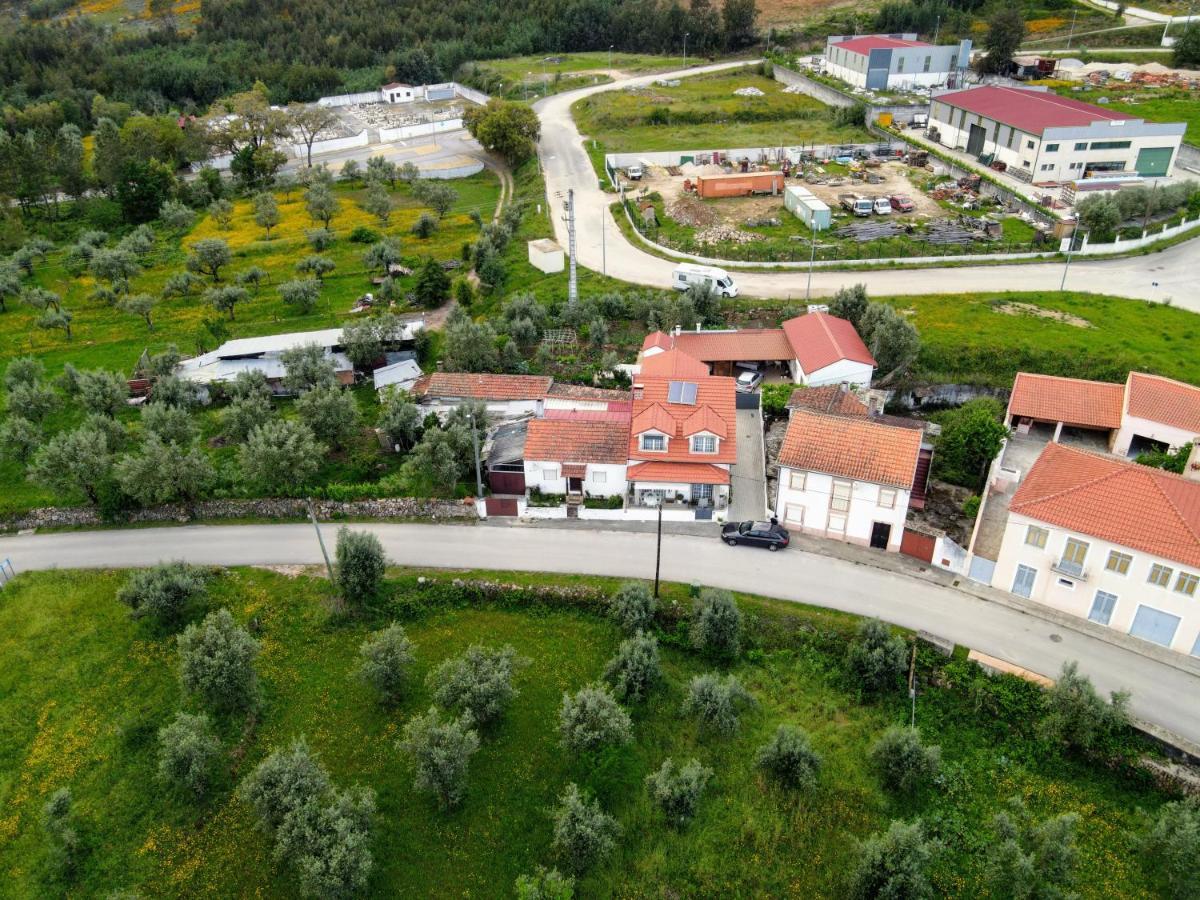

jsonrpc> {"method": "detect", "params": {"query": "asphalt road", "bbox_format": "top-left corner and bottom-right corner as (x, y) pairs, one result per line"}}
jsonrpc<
(535, 62), (1200, 306)
(5, 523), (1198, 747)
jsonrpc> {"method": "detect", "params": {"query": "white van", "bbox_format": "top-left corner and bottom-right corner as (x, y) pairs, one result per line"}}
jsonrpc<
(672, 263), (738, 298)
(625, 163), (643, 180)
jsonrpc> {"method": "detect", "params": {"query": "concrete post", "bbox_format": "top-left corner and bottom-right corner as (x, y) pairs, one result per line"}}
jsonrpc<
(1053, 421), (1064, 443)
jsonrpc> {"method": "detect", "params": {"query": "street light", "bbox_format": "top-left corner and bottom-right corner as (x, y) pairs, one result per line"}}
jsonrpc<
(543, 58), (548, 97)
(683, 32), (690, 69)
(609, 44), (614, 72)
(648, 494), (664, 598)
(467, 410), (484, 501)
(1060, 227), (1086, 291)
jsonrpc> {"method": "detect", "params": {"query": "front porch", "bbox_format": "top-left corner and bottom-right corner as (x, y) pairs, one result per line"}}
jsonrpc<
(628, 482), (729, 513)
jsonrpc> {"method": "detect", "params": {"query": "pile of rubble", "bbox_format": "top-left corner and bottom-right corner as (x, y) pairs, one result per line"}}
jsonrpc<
(733, 86), (765, 97)
(667, 196), (718, 227)
(695, 225), (761, 244)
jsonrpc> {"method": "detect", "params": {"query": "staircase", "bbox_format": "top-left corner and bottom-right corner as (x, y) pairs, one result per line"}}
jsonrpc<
(566, 493), (583, 519)
(911, 448), (933, 510)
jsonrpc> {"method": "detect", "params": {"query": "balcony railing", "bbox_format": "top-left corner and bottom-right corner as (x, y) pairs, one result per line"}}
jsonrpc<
(1051, 559), (1088, 581)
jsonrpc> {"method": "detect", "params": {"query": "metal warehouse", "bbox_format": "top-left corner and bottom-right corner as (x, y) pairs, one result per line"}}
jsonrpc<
(824, 34), (971, 90)
(928, 85), (1186, 182)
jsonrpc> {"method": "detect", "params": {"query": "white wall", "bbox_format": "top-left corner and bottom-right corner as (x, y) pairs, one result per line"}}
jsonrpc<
(775, 467), (909, 550)
(377, 118), (465, 143)
(1112, 413), (1198, 457)
(317, 90), (384, 108)
(523, 460), (626, 497)
(793, 358), (874, 388)
(290, 130), (369, 159)
(423, 398), (541, 420)
(994, 510), (1200, 654)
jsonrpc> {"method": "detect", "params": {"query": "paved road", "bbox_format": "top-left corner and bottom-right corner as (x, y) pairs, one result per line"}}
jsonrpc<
(5, 523), (1198, 746)
(535, 62), (1200, 306)
(729, 406), (768, 520)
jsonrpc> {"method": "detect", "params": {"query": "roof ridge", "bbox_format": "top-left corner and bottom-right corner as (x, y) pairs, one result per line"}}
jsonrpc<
(1138, 466), (1200, 551)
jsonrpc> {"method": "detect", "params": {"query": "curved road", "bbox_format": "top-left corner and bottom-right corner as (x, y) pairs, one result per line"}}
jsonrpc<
(5, 522), (1198, 747)
(536, 62), (1199, 306)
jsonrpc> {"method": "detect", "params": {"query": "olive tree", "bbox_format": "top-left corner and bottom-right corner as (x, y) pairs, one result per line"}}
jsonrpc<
(279, 278), (322, 315)
(755, 724), (821, 790)
(427, 644), (523, 727)
(362, 180), (392, 225)
(551, 783), (620, 874)
(240, 737), (331, 831)
(42, 787), (80, 877)
(335, 527), (387, 608)
(0, 416), (40, 463)
(603, 632), (662, 703)
(27, 425), (115, 504)
(120, 293), (158, 331)
(645, 758), (712, 827)
(280, 344), (338, 394)
(357, 623), (415, 704)
(117, 561), (207, 625)
(177, 608), (261, 712)
(304, 182), (339, 228)
(3, 355), (44, 391)
(681, 673), (753, 736)
(296, 254), (335, 281)
(5, 381), (58, 423)
(845, 618), (907, 694)
(608, 580), (656, 633)
(186, 238), (232, 283)
(1041, 661), (1130, 758)
(985, 796), (1079, 900)
(238, 419), (324, 494)
(399, 707), (480, 809)
(222, 393), (275, 443)
(377, 389), (422, 451)
(253, 191), (280, 238)
(362, 238), (401, 276)
(117, 435), (216, 506)
(295, 385), (360, 449)
(1140, 797), (1200, 900)
(158, 711), (221, 798)
(850, 819), (936, 900)
(689, 588), (742, 659)
(558, 683), (633, 754)
(870, 726), (941, 794)
(77, 368), (129, 416)
(141, 401), (197, 445)
(515, 867), (575, 900)
(206, 284), (250, 320)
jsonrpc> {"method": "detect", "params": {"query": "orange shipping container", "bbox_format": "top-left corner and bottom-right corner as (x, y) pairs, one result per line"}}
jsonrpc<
(693, 172), (785, 199)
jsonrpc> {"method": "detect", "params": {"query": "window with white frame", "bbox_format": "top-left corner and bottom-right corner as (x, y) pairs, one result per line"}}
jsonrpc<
(1106, 551), (1132, 575)
(789, 471), (807, 491)
(1040, 164), (1054, 172)
(1045, 143), (1059, 152)
(1175, 571), (1198, 597)
(831, 480), (852, 514)
(784, 504), (804, 526)
(640, 433), (665, 452)
(828, 513), (847, 534)
(1148, 563), (1173, 588)
(592, 470), (606, 484)
(691, 435), (716, 453)
(1025, 525), (1048, 549)
(878, 488), (896, 509)
(542, 466), (558, 480)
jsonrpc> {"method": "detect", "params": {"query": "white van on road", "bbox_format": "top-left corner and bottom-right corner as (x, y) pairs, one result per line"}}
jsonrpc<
(672, 263), (739, 297)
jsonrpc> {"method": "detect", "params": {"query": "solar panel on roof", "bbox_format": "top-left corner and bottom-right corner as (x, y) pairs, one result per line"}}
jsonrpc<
(667, 381), (697, 405)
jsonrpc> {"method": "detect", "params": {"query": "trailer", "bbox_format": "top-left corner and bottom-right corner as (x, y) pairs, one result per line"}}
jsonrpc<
(783, 186), (831, 232)
(692, 171), (785, 199)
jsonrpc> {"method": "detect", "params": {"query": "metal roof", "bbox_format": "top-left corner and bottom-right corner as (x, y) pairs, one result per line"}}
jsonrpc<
(934, 86), (1132, 135)
(214, 328), (345, 359)
(372, 359), (423, 392)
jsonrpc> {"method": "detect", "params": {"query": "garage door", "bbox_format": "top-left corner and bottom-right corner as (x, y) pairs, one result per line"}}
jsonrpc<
(1134, 147), (1173, 177)
(1128, 605), (1181, 647)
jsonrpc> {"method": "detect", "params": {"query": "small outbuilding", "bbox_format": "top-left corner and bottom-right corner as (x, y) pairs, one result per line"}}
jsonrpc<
(784, 186), (832, 232)
(372, 358), (423, 395)
(381, 82), (416, 103)
(527, 238), (565, 274)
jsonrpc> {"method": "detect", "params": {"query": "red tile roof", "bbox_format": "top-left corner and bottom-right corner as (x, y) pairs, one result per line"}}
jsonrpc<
(1007, 372), (1124, 430)
(524, 418), (629, 465)
(781, 313), (875, 375)
(420, 372), (552, 401)
(786, 384), (870, 416)
(627, 461), (730, 485)
(1125, 372), (1200, 433)
(642, 331), (672, 352)
(639, 349), (711, 378)
(833, 35), (930, 55)
(779, 409), (923, 489)
(671, 328), (795, 363)
(934, 86), (1132, 135)
(546, 383), (631, 403)
(630, 375), (737, 464)
(683, 404), (729, 439)
(1011, 442), (1200, 569)
(543, 409), (631, 424)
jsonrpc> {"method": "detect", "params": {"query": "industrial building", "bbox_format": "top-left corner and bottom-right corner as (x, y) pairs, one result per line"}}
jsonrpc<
(823, 34), (971, 90)
(928, 85), (1186, 180)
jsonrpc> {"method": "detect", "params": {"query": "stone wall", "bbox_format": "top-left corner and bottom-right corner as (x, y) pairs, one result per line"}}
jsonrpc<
(1, 497), (475, 533)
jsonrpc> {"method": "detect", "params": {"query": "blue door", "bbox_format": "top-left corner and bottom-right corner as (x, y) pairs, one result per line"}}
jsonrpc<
(1011, 564), (1037, 599)
(1088, 590), (1117, 626)
(1129, 605), (1181, 647)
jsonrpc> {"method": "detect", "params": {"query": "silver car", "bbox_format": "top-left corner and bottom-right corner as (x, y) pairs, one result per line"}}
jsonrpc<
(736, 370), (764, 393)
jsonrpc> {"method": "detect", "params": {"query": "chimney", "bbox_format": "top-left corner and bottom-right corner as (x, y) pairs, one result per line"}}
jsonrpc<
(1186, 439), (1200, 482)
(695, 322), (702, 332)
(840, 381), (849, 394)
(673, 324), (682, 338)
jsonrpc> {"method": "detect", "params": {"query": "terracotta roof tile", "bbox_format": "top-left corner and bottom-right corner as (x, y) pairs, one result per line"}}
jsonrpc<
(787, 384), (870, 416)
(1011, 442), (1200, 569)
(630, 374), (737, 464)
(422, 372), (552, 401)
(671, 328), (795, 362)
(639, 349), (711, 378)
(781, 313), (875, 374)
(834, 35), (930, 55)
(1007, 372), (1125, 430)
(642, 331), (672, 351)
(1125, 372), (1200, 433)
(524, 419), (629, 465)
(546, 383), (632, 403)
(779, 409), (923, 489)
(627, 461), (730, 485)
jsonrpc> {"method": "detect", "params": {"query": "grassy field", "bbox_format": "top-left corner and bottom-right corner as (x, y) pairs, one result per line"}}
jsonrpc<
(0, 566), (1175, 897)
(460, 52), (692, 101)
(1040, 82), (1200, 144)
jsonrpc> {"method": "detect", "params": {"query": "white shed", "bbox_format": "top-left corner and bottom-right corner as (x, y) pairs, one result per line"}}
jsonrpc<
(784, 186), (832, 232)
(382, 83), (415, 103)
(527, 238), (565, 274)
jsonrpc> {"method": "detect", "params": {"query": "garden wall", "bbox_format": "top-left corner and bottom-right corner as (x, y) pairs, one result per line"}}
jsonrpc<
(378, 118), (466, 142)
(1061, 214), (1200, 255)
(290, 130), (370, 159)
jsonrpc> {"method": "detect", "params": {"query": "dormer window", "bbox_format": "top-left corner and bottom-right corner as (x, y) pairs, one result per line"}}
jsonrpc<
(641, 434), (666, 452)
(691, 435), (716, 453)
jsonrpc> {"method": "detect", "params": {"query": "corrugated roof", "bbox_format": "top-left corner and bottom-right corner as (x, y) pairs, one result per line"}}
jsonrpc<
(781, 312), (876, 374)
(833, 35), (930, 55)
(630, 374), (737, 464)
(1125, 372), (1200, 433)
(1012, 442), (1200, 569)
(627, 461), (730, 485)
(372, 359), (422, 392)
(779, 409), (922, 489)
(1007, 372), (1124, 430)
(787, 384), (870, 416)
(934, 85), (1132, 135)
(420, 372), (552, 401)
(524, 418), (629, 465)
(214, 328), (345, 358)
(671, 328), (795, 363)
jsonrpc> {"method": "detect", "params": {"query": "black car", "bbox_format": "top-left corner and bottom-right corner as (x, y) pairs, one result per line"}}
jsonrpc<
(721, 519), (790, 551)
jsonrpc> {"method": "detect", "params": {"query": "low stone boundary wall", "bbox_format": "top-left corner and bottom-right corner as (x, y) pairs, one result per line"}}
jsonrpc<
(1, 498), (475, 532)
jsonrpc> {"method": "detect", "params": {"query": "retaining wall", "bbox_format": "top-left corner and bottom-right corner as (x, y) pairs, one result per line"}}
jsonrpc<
(317, 90), (384, 108)
(1060, 215), (1199, 254)
(772, 65), (927, 125)
(378, 118), (465, 142)
(291, 130), (369, 159)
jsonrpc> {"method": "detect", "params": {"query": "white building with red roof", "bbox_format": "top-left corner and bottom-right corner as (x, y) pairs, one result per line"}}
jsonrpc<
(928, 85), (1185, 181)
(523, 418), (629, 500)
(824, 33), (971, 91)
(993, 441), (1200, 655)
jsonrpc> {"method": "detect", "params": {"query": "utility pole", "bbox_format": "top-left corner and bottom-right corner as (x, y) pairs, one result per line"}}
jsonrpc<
(805, 231), (817, 301)
(609, 45), (614, 72)
(306, 498), (340, 611)
(908, 644), (917, 728)
(468, 411), (484, 500)
(1066, 8), (1078, 49)
(1061, 228), (1084, 291)
(562, 189), (578, 305)
(543, 58), (548, 97)
(933, 15), (941, 44)
(683, 32), (689, 69)
(601, 207), (607, 276)
(653, 500), (663, 598)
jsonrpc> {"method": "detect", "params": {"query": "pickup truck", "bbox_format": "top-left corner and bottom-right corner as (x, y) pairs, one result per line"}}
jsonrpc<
(839, 193), (873, 217)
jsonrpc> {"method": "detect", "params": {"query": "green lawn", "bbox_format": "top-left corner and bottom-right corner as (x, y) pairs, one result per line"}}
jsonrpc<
(0, 566), (1174, 897)
(460, 52), (691, 101)
(1041, 82), (1200, 144)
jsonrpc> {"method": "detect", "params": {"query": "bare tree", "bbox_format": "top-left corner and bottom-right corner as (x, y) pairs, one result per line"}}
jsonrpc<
(287, 103), (339, 168)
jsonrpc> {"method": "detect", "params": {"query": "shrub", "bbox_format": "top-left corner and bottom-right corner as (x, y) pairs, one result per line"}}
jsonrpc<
(157, 711), (221, 797)
(411, 212), (437, 238)
(755, 724), (821, 790)
(222, 394), (274, 443)
(870, 726), (941, 794)
(515, 867), (575, 900)
(689, 588), (742, 659)
(239, 419), (324, 494)
(6, 380), (58, 422)
(42, 787), (79, 877)
(239, 737), (332, 830)
(603, 632), (661, 703)
(427, 644), (523, 727)
(117, 562), (207, 626)
(551, 783), (620, 874)
(399, 707), (480, 809)
(986, 796), (1078, 900)
(681, 673), (753, 736)
(4, 355), (45, 391)
(0, 416), (41, 463)
(296, 385), (360, 449)
(845, 618), (907, 694)
(558, 683), (634, 754)
(1140, 797), (1200, 900)
(177, 608), (261, 712)
(357, 623), (414, 704)
(348, 225), (379, 243)
(760, 383), (794, 417)
(1041, 661), (1130, 757)
(140, 402), (197, 446)
(850, 819), (935, 900)
(77, 368), (129, 417)
(608, 580), (656, 633)
(645, 757), (712, 827)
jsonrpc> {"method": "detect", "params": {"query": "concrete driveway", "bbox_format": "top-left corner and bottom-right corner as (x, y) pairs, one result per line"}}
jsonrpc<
(729, 406), (767, 521)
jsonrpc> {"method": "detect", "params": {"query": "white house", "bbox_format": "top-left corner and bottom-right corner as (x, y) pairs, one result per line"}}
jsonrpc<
(824, 34), (971, 91)
(413, 372), (552, 420)
(781, 313), (876, 388)
(382, 82), (416, 103)
(372, 359), (423, 396)
(1111, 372), (1200, 457)
(993, 441), (1200, 655)
(522, 418), (628, 498)
(774, 408), (924, 551)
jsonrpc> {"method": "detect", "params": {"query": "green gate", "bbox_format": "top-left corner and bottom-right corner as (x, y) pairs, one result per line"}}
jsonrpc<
(1134, 147), (1173, 177)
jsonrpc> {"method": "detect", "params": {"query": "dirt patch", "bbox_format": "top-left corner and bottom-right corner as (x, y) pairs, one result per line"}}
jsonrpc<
(995, 302), (1092, 329)
(668, 195), (718, 227)
(906, 480), (977, 546)
(253, 564), (326, 578)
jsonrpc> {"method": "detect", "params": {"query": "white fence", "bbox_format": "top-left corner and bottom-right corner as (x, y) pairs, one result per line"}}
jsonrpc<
(316, 82), (488, 110)
(378, 118), (465, 142)
(290, 130), (369, 159)
(1059, 215), (1199, 255)
(507, 502), (705, 522)
(317, 90), (384, 108)
(455, 83), (490, 106)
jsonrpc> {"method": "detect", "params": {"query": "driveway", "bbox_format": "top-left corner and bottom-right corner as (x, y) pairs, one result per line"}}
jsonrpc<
(534, 62), (1200, 307)
(729, 406), (767, 521)
(4, 523), (1198, 749)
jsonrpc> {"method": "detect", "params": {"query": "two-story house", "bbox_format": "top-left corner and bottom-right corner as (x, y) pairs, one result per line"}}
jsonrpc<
(993, 441), (1200, 654)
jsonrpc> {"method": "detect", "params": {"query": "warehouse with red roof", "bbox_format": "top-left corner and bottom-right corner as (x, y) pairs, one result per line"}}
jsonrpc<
(928, 85), (1185, 181)
(823, 32), (971, 90)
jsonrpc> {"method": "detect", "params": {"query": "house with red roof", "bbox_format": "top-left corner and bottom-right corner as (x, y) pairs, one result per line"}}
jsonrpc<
(639, 312), (875, 388)
(523, 418), (629, 501)
(928, 85), (1185, 181)
(993, 441), (1200, 655)
(824, 33), (971, 91)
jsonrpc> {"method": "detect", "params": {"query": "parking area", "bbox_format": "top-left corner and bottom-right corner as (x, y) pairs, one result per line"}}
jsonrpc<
(729, 405), (768, 522)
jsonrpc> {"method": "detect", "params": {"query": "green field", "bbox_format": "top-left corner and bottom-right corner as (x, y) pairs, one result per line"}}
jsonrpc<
(0, 566), (1174, 897)
(1045, 83), (1200, 144)
(460, 52), (691, 101)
